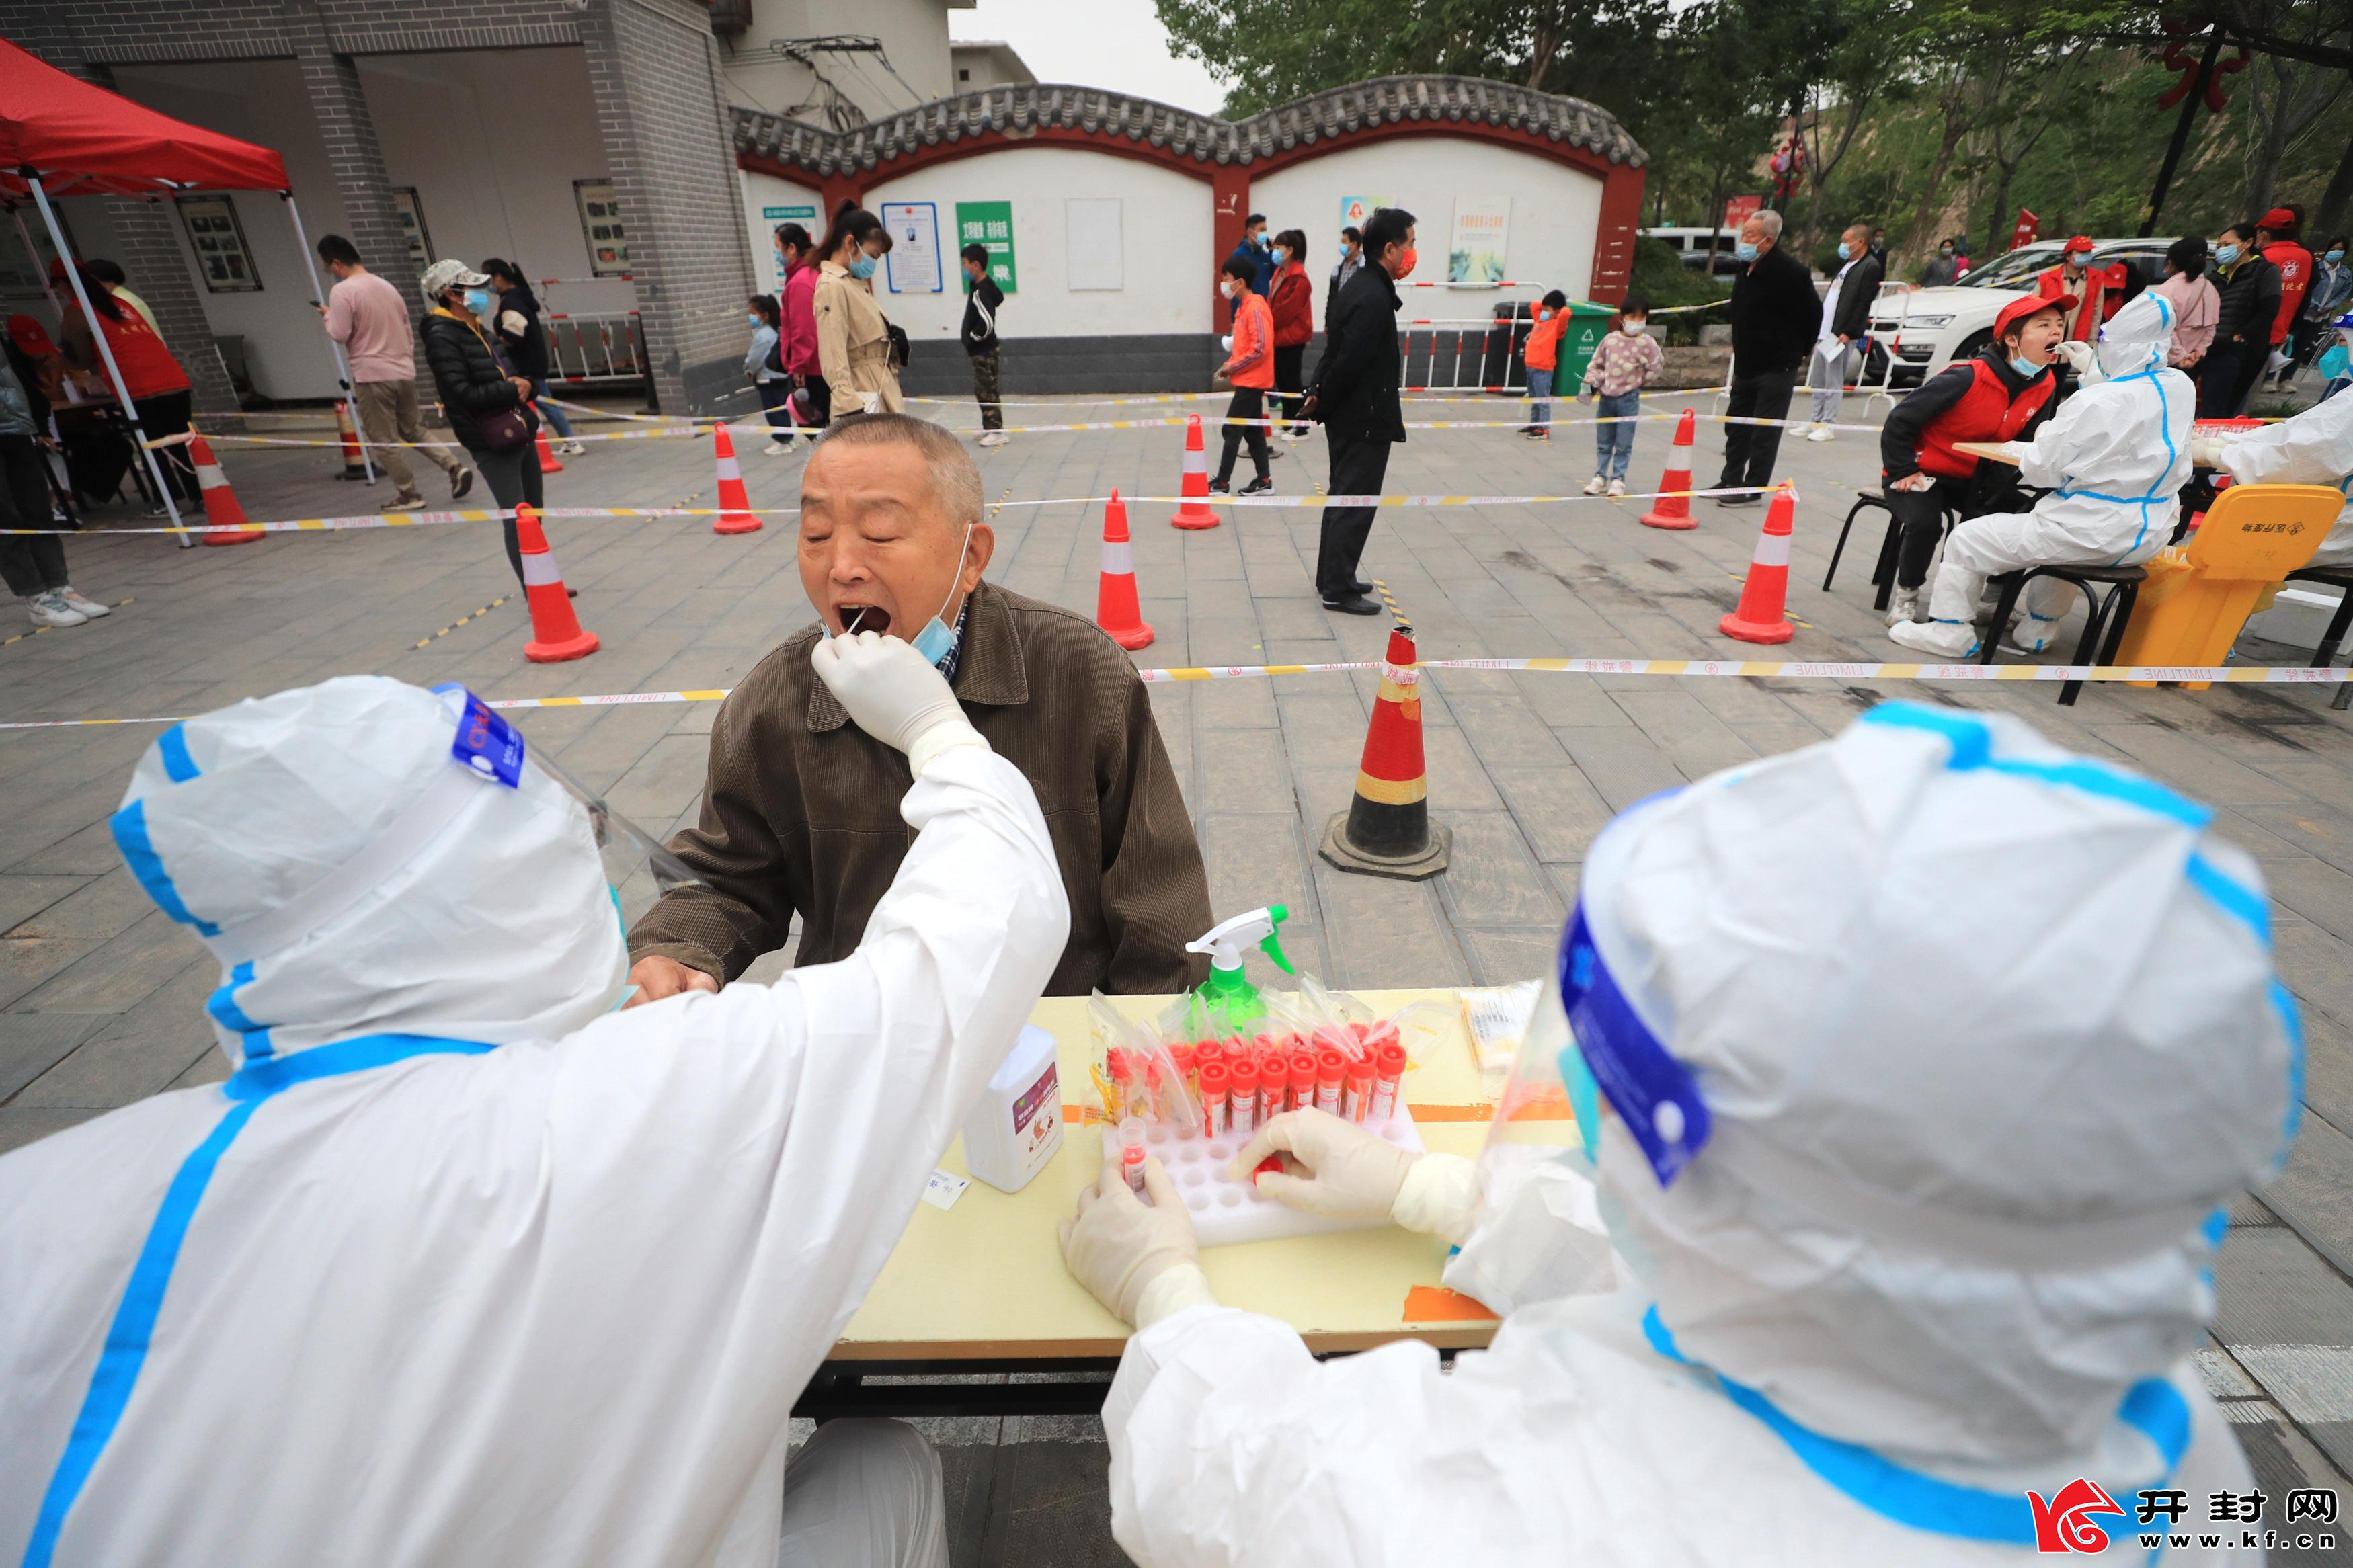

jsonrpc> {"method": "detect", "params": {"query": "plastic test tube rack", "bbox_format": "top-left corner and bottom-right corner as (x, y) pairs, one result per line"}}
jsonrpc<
(1099, 1110), (1427, 1248)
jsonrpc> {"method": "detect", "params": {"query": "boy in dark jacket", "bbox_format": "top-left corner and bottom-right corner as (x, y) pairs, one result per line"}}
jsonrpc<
(960, 243), (1007, 447)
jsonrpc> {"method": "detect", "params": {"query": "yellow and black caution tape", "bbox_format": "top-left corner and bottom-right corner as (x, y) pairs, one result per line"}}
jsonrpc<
(0, 596), (134, 650)
(413, 595), (510, 649)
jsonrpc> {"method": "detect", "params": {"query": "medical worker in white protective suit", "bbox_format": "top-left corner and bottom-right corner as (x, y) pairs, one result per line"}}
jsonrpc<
(0, 643), (1068, 1568)
(1891, 291), (2195, 657)
(1060, 700), (2300, 1566)
(2195, 376), (2353, 567)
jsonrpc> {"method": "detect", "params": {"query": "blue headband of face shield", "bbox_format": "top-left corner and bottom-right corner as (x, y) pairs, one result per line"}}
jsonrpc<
(1558, 901), (1713, 1186)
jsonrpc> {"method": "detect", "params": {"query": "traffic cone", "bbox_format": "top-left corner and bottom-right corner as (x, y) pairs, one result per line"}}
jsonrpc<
(515, 504), (600, 662)
(712, 423), (760, 535)
(1639, 408), (1698, 530)
(1094, 489), (1154, 650)
(1169, 415), (1220, 530)
(333, 400), (369, 481)
(534, 423), (565, 474)
(188, 432), (262, 546)
(1720, 484), (1796, 645)
(1320, 624), (1450, 879)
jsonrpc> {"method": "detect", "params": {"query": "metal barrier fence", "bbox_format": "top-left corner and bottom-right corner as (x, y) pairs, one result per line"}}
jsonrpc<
(543, 312), (646, 386)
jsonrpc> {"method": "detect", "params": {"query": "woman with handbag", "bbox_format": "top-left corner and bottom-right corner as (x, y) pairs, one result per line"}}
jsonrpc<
(811, 202), (904, 417)
(420, 259), (545, 587)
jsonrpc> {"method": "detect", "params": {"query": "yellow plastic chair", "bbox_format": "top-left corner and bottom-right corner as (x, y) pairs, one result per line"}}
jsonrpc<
(2112, 483), (2346, 689)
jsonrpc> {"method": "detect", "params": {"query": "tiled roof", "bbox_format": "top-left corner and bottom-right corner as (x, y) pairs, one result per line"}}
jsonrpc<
(731, 75), (1644, 178)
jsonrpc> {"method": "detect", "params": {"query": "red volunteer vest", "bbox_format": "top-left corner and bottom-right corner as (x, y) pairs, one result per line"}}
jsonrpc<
(1915, 359), (2057, 481)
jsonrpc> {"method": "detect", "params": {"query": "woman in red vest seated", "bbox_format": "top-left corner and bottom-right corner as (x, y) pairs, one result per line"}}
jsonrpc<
(1877, 294), (2069, 626)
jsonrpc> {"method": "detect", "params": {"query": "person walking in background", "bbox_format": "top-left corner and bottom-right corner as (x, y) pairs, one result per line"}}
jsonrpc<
(1866, 226), (1889, 270)
(2204, 223), (2280, 417)
(774, 222), (825, 432)
(1579, 294), (1663, 496)
(480, 261), (583, 458)
(1713, 210), (1820, 507)
(744, 294), (795, 456)
(960, 242), (1008, 448)
(55, 260), (198, 515)
(1209, 255), (1275, 497)
(0, 354), (108, 630)
(317, 234), (471, 511)
(1806, 222), (1881, 442)
(2295, 235), (2351, 380)
(1300, 206), (1413, 614)
(1328, 226), (1364, 341)
(2257, 208), (2313, 391)
(1920, 238), (1959, 288)
(813, 202), (903, 418)
(1268, 229), (1313, 442)
(2153, 237), (2219, 376)
(1521, 289), (1570, 441)
(418, 259), (543, 588)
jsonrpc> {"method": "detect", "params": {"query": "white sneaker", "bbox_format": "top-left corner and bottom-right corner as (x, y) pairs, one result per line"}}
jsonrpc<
(1582, 474), (1607, 495)
(1884, 587), (1921, 626)
(1606, 479), (1628, 497)
(1805, 424), (1834, 442)
(556, 440), (588, 456)
(54, 587), (110, 618)
(977, 431), (1009, 448)
(27, 593), (87, 628)
(764, 440), (795, 457)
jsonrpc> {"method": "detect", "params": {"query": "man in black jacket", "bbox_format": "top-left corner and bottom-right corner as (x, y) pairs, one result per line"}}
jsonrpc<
(960, 243), (1008, 448)
(1804, 222), (1881, 442)
(1299, 206), (1413, 614)
(1714, 210), (1822, 505)
(2202, 222), (2281, 418)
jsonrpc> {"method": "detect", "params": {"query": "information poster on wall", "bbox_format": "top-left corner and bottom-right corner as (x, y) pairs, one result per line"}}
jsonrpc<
(881, 202), (941, 294)
(573, 180), (630, 276)
(175, 195), (260, 292)
(1065, 198), (1123, 292)
(1339, 194), (1389, 233)
(763, 203), (817, 289)
(391, 188), (434, 274)
(956, 201), (1017, 294)
(1448, 195), (1511, 285)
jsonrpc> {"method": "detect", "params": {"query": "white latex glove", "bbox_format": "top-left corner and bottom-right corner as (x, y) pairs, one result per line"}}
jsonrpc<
(1228, 1108), (1419, 1221)
(860, 390), (883, 415)
(809, 630), (984, 776)
(1059, 1157), (1199, 1325)
(2052, 339), (2097, 378)
(2189, 432), (2228, 469)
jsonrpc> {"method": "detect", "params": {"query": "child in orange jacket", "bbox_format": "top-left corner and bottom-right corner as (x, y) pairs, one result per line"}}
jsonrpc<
(1212, 254), (1275, 494)
(1522, 289), (1572, 440)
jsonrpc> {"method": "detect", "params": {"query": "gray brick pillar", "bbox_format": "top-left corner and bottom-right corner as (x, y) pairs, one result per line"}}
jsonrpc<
(101, 202), (241, 417)
(580, 0), (758, 415)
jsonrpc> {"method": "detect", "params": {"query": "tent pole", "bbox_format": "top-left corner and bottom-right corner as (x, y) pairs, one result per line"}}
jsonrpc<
(28, 177), (195, 548)
(7, 203), (67, 322)
(282, 191), (376, 485)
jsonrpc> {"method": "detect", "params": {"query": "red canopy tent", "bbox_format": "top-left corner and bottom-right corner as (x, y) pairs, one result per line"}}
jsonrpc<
(0, 36), (374, 533)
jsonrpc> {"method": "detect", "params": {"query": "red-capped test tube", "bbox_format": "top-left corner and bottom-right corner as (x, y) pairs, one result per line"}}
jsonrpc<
(1289, 1048), (1318, 1114)
(1119, 1116), (1148, 1193)
(1370, 1041), (1406, 1121)
(1104, 1048), (1129, 1121)
(1197, 1058), (1230, 1137)
(1343, 1055), (1375, 1122)
(1230, 1056), (1262, 1134)
(1315, 1048), (1346, 1116)
(1258, 1051), (1289, 1122)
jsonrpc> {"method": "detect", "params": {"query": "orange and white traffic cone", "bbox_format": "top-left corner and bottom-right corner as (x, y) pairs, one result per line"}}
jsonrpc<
(188, 432), (263, 546)
(1720, 484), (1796, 645)
(1319, 625), (1450, 879)
(712, 423), (760, 535)
(534, 423), (565, 474)
(1639, 407), (1698, 531)
(1169, 414), (1220, 530)
(515, 504), (599, 662)
(333, 400), (369, 481)
(1094, 489), (1154, 650)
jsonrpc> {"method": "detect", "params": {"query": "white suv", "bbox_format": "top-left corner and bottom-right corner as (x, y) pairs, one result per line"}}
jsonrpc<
(1862, 238), (2178, 388)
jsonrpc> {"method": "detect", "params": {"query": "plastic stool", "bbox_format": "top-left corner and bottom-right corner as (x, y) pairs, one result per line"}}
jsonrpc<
(1824, 489), (1958, 611)
(2287, 565), (2353, 711)
(1979, 563), (2146, 707)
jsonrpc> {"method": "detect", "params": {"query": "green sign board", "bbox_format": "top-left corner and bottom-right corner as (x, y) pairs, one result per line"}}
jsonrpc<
(955, 201), (1017, 294)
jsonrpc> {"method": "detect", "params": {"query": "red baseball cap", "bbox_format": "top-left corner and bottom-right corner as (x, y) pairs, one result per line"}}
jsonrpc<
(2063, 235), (2094, 255)
(2259, 207), (2297, 231)
(1995, 294), (2071, 338)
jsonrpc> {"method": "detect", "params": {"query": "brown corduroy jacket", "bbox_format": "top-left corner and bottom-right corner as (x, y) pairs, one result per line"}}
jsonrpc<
(628, 580), (1212, 995)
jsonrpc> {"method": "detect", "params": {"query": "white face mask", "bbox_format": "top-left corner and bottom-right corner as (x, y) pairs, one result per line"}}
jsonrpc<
(1622, 321), (1647, 337)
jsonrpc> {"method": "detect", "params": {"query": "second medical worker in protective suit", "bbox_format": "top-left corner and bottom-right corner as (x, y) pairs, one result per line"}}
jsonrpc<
(1890, 291), (2195, 658)
(0, 636), (1068, 1568)
(1062, 700), (2297, 1566)
(2198, 375), (2353, 567)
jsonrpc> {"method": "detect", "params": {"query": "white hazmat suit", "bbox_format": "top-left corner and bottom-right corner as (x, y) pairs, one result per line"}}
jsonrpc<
(0, 660), (1068, 1568)
(2206, 385), (2353, 567)
(1892, 293), (2195, 657)
(1077, 701), (2297, 1565)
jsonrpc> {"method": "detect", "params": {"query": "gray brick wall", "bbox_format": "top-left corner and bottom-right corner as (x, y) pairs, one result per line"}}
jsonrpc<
(581, 0), (758, 415)
(102, 198), (244, 415)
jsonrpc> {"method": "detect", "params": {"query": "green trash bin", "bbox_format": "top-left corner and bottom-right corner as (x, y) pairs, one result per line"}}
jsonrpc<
(1497, 300), (1613, 393)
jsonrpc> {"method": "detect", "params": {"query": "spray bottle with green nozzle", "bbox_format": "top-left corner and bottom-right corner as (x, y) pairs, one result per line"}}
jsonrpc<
(1185, 905), (1295, 1028)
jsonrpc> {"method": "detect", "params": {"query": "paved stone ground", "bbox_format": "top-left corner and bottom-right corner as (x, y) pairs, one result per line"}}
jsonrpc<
(5, 389), (2352, 1563)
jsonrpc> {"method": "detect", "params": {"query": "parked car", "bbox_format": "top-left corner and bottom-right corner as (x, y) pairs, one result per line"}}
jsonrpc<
(1860, 237), (2177, 388)
(1642, 225), (1745, 276)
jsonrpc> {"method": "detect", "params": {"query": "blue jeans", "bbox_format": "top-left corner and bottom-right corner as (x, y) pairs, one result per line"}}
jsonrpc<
(1527, 366), (1554, 431)
(1595, 390), (1639, 481)
(530, 378), (575, 439)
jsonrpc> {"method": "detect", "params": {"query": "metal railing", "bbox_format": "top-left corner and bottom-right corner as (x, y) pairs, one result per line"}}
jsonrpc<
(1395, 308), (1547, 393)
(542, 311), (646, 386)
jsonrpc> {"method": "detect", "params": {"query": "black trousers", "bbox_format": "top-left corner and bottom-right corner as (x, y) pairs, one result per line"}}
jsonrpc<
(0, 434), (67, 597)
(1315, 428), (1394, 597)
(1714, 366), (1795, 497)
(132, 389), (198, 503)
(470, 442), (545, 586)
(1273, 344), (1306, 427)
(1215, 386), (1269, 483)
(756, 378), (793, 432)
(801, 373), (832, 429)
(1888, 474), (1975, 589)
